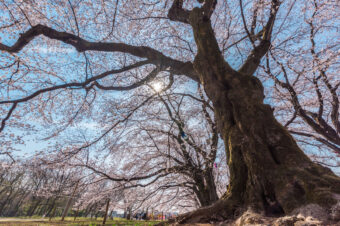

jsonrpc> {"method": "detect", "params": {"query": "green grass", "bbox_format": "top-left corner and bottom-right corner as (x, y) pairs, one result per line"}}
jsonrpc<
(0, 217), (165, 225)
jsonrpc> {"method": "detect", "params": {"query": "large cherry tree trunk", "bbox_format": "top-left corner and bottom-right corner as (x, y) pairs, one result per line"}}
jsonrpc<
(175, 6), (340, 224)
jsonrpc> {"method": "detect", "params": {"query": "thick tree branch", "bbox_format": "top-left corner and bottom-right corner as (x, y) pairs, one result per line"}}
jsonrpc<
(78, 163), (171, 182)
(290, 130), (340, 155)
(201, 0), (217, 19)
(0, 24), (198, 82)
(168, 0), (190, 23)
(0, 61), (151, 105)
(239, 0), (280, 75)
(94, 67), (160, 91)
(0, 103), (17, 133)
(239, 0), (254, 46)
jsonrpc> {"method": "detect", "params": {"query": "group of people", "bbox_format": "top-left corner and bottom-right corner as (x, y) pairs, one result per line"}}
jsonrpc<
(132, 212), (148, 220)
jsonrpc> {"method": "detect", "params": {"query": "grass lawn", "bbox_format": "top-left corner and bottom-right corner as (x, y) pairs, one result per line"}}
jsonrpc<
(0, 217), (164, 225)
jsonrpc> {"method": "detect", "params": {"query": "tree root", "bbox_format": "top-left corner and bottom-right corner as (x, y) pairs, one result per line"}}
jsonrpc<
(157, 196), (240, 225)
(155, 187), (340, 225)
(156, 201), (340, 226)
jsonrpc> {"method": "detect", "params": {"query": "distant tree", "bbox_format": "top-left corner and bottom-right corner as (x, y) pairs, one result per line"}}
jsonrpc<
(74, 88), (227, 208)
(0, 163), (25, 216)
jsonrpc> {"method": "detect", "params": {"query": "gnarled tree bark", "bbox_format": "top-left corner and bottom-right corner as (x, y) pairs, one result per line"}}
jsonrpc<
(168, 0), (340, 224)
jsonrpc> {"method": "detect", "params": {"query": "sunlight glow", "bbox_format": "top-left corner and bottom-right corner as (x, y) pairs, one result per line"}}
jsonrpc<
(152, 82), (163, 92)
